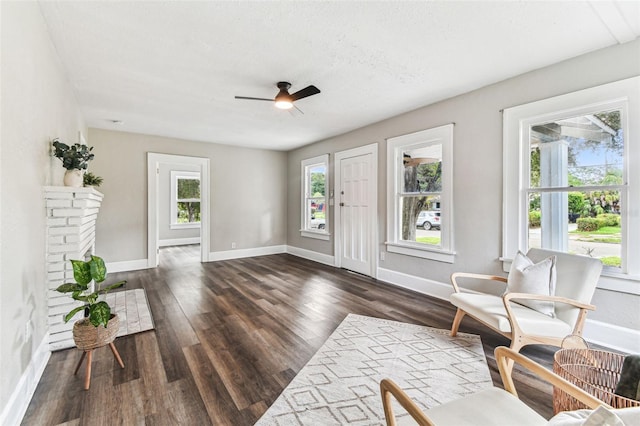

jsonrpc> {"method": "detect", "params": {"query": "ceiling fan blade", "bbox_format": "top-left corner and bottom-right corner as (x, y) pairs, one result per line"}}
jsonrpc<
(290, 85), (320, 102)
(235, 96), (273, 102)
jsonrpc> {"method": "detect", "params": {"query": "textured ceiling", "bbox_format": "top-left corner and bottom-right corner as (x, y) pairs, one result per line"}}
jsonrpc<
(38, 1), (639, 151)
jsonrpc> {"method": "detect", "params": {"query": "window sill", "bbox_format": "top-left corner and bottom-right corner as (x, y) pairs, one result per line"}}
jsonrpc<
(386, 242), (455, 263)
(170, 223), (201, 230)
(300, 230), (330, 241)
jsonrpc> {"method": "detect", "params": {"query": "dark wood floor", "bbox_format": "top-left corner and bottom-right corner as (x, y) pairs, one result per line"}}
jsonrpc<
(23, 245), (562, 425)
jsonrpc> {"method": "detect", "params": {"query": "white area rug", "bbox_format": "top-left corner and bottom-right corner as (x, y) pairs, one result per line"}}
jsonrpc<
(104, 288), (154, 337)
(255, 314), (492, 426)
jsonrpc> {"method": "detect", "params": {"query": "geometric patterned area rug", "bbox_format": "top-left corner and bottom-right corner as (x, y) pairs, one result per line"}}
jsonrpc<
(104, 288), (154, 337)
(255, 314), (492, 425)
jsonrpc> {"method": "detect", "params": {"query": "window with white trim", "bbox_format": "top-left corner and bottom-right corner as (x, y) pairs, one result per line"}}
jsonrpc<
(170, 171), (201, 229)
(503, 76), (640, 291)
(301, 154), (329, 240)
(386, 124), (454, 262)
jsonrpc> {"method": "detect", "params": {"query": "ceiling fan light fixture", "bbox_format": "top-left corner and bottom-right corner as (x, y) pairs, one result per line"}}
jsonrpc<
(274, 91), (293, 109)
(274, 99), (293, 110)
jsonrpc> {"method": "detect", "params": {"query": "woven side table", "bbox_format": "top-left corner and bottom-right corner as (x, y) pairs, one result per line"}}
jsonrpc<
(553, 348), (640, 414)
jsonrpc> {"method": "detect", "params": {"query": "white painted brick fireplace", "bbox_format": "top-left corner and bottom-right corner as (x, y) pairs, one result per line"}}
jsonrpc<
(44, 186), (103, 351)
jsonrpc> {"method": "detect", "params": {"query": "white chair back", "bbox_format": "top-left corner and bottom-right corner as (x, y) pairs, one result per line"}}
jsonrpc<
(526, 248), (602, 325)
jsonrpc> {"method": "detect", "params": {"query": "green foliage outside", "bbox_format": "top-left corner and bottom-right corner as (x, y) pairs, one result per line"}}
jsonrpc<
(529, 211), (541, 228)
(177, 178), (201, 223)
(600, 256), (621, 267)
(416, 236), (441, 245)
(568, 192), (584, 215)
(577, 214), (620, 232)
(310, 171), (325, 196)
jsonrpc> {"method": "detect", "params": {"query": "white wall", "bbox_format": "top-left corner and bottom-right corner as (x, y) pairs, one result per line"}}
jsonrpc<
(158, 163), (200, 243)
(287, 39), (640, 334)
(0, 2), (86, 422)
(88, 128), (288, 263)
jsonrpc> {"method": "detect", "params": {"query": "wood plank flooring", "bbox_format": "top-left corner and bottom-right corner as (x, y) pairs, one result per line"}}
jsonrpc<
(23, 245), (562, 425)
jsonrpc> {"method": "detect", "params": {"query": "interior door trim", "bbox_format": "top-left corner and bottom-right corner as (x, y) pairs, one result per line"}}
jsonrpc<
(147, 153), (210, 266)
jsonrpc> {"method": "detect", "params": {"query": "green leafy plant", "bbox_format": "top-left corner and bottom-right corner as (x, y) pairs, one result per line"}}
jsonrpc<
(83, 172), (103, 187)
(52, 138), (94, 170)
(55, 256), (126, 328)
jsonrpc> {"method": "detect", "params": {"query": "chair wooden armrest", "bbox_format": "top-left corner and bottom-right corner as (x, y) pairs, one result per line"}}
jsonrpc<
(502, 293), (596, 336)
(495, 346), (608, 409)
(380, 378), (434, 426)
(450, 272), (508, 293)
(502, 293), (595, 311)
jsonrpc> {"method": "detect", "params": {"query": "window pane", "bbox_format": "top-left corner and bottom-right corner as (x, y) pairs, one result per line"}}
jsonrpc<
(402, 145), (442, 193)
(178, 178), (200, 199)
(400, 195), (441, 246)
(530, 110), (623, 188)
(309, 165), (326, 197)
(528, 190), (621, 269)
(177, 201), (201, 223)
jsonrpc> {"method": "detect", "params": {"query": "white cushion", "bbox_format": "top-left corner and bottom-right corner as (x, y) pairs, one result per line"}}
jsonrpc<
(449, 293), (573, 337)
(416, 387), (547, 426)
(506, 251), (556, 317)
(548, 405), (640, 426)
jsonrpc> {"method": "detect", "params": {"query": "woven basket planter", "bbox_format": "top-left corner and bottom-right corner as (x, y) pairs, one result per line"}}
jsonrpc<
(72, 314), (120, 351)
(553, 348), (640, 414)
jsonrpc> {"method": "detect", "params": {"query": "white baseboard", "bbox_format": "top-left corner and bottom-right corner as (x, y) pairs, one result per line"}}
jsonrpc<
(158, 237), (200, 247)
(286, 246), (335, 266)
(377, 267), (453, 301)
(208, 245), (286, 262)
(0, 334), (50, 426)
(106, 258), (150, 273)
(583, 319), (640, 354)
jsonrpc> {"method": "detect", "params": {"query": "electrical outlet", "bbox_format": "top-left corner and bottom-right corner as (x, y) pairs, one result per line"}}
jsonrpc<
(231, 242), (236, 249)
(380, 252), (385, 261)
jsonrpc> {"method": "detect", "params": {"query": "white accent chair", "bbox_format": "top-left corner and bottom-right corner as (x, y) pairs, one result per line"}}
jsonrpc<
(380, 347), (640, 426)
(449, 248), (602, 353)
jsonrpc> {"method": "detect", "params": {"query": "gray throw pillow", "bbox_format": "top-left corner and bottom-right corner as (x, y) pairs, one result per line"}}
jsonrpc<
(505, 250), (556, 317)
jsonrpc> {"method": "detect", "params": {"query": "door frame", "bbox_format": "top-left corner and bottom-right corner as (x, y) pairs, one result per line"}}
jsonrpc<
(334, 143), (379, 278)
(147, 153), (210, 266)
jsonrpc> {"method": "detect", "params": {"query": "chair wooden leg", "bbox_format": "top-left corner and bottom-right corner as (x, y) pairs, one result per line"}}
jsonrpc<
(84, 350), (93, 390)
(504, 339), (525, 376)
(451, 308), (465, 337)
(109, 342), (125, 369)
(74, 351), (87, 375)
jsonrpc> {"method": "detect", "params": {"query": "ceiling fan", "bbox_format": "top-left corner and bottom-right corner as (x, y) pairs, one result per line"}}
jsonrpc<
(235, 81), (321, 110)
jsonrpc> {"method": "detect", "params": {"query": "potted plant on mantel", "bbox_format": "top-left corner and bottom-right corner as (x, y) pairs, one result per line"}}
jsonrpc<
(52, 138), (95, 187)
(55, 255), (126, 351)
(83, 171), (103, 188)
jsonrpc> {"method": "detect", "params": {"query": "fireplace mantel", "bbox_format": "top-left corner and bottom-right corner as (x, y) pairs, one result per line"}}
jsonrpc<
(44, 186), (104, 350)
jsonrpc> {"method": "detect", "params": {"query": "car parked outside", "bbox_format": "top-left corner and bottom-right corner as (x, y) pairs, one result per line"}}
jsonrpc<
(310, 217), (325, 230)
(416, 211), (440, 230)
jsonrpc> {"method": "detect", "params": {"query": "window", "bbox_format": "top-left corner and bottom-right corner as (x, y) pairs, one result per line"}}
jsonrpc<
(301, 154), (329, 240)
(503, 76), (640, 292)
(170, 171), (201, 229)
(386, 124), (454, 262)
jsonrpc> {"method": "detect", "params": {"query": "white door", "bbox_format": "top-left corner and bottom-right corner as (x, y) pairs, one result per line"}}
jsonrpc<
(335, 144), (377, 277)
